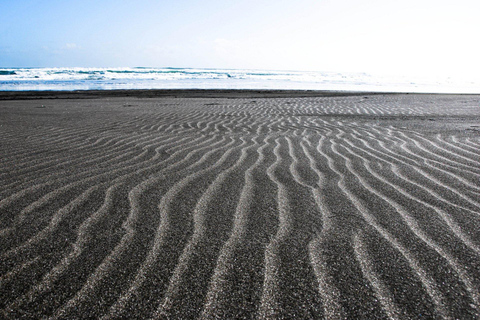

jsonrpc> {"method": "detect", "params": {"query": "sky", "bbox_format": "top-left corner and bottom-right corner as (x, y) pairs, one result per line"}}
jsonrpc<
(1, 0), (479, 79)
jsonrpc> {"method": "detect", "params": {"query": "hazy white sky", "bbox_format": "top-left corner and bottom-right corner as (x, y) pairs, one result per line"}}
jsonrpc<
(1, 0), (479, 79)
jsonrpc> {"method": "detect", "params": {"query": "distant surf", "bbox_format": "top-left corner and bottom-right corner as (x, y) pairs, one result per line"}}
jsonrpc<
(0, 67), (478, 93)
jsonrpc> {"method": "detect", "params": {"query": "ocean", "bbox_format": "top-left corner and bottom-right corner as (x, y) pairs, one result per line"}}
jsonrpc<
(0, 67), (478, 93)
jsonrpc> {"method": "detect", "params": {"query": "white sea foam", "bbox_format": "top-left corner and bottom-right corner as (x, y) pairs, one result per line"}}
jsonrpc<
(0, 67), (478, 93)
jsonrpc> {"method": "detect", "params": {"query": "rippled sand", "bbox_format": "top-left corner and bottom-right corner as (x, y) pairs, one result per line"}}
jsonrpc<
(1, 91), (479, 319)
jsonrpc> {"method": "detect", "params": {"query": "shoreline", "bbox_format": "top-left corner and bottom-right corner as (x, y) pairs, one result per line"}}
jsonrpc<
(0, 89), (467, 100)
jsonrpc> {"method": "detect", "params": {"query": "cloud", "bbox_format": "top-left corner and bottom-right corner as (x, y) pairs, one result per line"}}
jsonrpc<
(143, 44), (178, 57)
(64, 43), (81, 50)
(213, 38), (272, 68)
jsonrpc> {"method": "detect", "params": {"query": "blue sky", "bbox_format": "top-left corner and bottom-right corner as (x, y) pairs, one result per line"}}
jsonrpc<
(1, 0), (479, 79)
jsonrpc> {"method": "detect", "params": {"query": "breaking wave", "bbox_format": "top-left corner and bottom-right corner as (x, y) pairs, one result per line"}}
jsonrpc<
(0, 67), (479, 93)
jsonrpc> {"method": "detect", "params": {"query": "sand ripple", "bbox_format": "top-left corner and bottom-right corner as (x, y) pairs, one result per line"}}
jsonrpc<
(1, 94), (479, 319)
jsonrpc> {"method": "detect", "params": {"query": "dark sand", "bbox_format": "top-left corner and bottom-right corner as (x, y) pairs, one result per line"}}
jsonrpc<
(1, 90), (479, 319)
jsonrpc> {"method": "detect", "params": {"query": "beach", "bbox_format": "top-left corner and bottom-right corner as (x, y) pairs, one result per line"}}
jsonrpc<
(1, 90), (480, 319)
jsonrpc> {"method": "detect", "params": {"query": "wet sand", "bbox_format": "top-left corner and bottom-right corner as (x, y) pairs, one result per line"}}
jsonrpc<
(1, 90), (480, 319)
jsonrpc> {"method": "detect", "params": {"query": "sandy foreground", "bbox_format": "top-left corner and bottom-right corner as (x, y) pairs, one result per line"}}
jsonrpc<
(1, 90), (480, 319)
